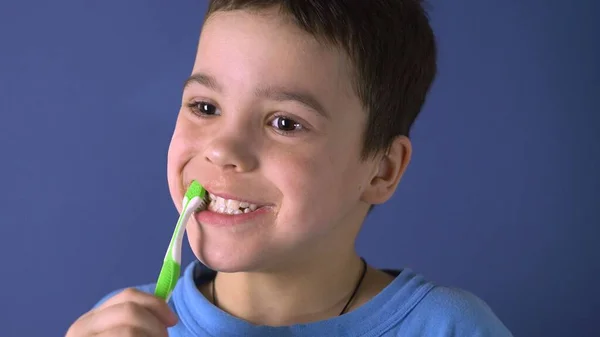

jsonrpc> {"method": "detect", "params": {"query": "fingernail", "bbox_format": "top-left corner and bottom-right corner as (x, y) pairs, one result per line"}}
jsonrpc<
(170, 311), (179, 324)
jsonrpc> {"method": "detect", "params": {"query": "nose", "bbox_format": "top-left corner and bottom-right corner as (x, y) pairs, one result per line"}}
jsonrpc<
(203, 130), (258, 172)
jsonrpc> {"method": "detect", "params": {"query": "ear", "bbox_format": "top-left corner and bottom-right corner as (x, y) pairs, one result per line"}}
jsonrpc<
(360, 136), (412, 204)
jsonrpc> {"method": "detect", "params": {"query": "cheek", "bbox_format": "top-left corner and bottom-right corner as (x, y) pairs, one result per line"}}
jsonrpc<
(166, 119), (194, 211)
(270, 147), (355, 225)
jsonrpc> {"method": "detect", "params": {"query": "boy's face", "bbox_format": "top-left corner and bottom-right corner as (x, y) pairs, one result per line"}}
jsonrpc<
(167, 8), (384, 271)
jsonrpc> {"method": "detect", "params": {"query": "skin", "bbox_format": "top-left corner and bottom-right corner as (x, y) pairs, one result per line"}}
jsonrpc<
(66, 6), (413, 336)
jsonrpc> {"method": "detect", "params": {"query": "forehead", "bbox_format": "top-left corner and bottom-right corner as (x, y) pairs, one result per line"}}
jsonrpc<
(192, 9), (357, 104)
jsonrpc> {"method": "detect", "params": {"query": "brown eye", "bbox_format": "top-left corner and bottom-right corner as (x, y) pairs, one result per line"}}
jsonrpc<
(271, 116), (302, 133)
(187, 101), (220, 116)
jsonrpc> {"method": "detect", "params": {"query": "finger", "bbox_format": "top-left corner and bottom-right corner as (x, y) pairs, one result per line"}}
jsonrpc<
(86, 301), (169, 337)
(93, 325), (153, 337)
(95, 288), (178, 326)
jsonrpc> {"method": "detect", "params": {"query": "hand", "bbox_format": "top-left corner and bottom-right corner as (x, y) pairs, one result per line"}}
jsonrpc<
(65, 288), (178, 337)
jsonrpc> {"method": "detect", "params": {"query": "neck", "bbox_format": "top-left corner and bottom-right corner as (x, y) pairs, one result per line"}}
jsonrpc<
(205, 250), (367, 326)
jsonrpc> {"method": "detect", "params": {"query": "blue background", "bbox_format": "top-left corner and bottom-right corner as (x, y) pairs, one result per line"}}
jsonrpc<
(1, 0), (598, 336)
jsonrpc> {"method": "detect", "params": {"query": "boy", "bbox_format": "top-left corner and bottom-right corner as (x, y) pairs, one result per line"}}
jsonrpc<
(66, 0), (513, 336)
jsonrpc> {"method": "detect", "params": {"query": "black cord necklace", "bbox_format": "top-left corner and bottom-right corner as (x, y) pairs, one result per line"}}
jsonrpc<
(211, 257), (368, 316)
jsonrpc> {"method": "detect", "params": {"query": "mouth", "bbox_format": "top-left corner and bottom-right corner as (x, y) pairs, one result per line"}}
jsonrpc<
(195, 189), (265, 215)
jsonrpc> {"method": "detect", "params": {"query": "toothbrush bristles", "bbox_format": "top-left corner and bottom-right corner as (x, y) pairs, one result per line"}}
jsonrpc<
(195, 199), (208, 212)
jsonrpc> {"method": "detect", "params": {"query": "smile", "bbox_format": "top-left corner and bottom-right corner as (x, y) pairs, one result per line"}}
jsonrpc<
(198, 193), (261, 215)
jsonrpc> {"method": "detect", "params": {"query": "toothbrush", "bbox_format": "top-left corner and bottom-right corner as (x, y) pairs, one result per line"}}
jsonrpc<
(154, 180), (207, 301)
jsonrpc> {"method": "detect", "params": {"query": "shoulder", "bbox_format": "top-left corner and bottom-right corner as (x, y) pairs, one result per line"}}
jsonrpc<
(407, 285), (513, 336)
(92, 283), (157, 309)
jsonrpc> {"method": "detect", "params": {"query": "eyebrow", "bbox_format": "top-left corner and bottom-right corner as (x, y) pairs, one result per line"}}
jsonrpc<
(254, 85), (329, 119)
(183, 73), (222, 92)
(183, 72), (329, 119)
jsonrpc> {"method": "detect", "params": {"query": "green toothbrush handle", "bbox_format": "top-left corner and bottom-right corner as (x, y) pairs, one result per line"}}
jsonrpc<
(154, 259), (181, 300)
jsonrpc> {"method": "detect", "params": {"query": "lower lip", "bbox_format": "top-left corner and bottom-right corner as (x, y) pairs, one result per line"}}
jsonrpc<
(194, 207), (271, 226)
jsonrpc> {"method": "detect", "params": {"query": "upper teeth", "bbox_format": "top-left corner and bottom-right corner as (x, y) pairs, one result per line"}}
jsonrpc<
(208, 193), (259, 214)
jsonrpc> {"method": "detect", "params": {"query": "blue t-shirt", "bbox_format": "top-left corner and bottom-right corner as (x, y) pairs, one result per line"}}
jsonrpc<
(95, 261), (512, 336)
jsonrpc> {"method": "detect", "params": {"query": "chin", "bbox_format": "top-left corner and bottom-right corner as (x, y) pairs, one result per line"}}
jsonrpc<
(194, 250), (265, 273)
(186, 233), (269, 273)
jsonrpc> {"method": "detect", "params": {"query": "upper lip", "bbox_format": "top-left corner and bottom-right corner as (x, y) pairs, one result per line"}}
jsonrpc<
(206, 189), (268, 206)
(185, 180), (270, 206)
